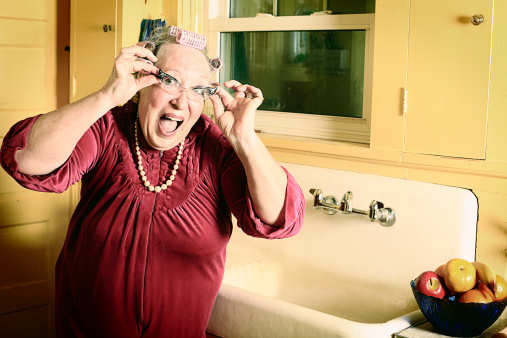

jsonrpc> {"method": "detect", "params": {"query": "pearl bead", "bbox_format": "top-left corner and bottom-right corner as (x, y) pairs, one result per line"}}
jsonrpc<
(135, 118), (184, 193)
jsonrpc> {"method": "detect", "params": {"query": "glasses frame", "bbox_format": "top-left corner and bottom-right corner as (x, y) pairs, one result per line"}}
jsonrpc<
(157, 70), (218, 101)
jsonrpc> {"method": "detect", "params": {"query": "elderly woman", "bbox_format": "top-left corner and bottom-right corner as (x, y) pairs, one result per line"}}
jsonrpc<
(0, 27), (304, 337)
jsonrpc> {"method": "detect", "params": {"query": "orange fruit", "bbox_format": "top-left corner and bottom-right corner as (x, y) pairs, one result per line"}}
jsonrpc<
(458, 289), (493, 304)
(442, 258), (476, 293)
(478, 275), (507, 301)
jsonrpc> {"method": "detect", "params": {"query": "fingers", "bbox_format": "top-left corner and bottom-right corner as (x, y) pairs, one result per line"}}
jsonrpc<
(125, 43), (158, 63)
(209, 87), (228, 120)
(132, 59), (159, 76)
(102, 44), (160, 105)
(115, 45), (159, 76)
(136, 72), (159, 89)
(223, 80), (264, 101)
(213, 85), (234, 108)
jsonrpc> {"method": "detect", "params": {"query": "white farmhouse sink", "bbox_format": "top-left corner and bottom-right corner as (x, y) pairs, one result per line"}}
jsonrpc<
(207, 163), (478, 337)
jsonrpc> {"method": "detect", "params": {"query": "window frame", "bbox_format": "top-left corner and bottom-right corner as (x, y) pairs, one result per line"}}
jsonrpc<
(205, 1), (375, 144)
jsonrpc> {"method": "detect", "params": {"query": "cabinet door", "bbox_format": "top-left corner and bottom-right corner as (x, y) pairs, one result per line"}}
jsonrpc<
(404, 0), (493, 159)
(0, 0), (69, 336)
(70, 0), (117, 102)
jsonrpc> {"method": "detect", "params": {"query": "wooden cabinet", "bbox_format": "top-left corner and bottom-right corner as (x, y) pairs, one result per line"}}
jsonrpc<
(404, 0), (493, 159)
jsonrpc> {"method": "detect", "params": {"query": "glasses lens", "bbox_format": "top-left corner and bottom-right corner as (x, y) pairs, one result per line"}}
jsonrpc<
(188, 88), (209, 101)
(159, 72), (181, 94)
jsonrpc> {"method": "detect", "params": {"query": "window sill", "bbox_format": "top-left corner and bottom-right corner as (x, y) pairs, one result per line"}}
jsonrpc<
(259, 133), (507, 180)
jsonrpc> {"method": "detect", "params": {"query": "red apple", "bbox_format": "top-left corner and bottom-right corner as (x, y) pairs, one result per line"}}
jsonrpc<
(415, 271), (446, 299)
(442, 258), (476, 293)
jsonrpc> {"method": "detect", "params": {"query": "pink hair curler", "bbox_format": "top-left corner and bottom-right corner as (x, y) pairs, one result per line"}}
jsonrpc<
(167, 26), (223, 71)
(169, 25), (207, 50)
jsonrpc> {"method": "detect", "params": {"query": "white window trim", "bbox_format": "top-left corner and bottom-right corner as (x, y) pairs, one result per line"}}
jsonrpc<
(205, 1), (375, 144)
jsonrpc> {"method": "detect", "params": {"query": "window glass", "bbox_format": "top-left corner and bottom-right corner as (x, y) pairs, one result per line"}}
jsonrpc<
(220, 30), (366, 117)
(230, 0), (375, 18)
(230, 0), (273, 18)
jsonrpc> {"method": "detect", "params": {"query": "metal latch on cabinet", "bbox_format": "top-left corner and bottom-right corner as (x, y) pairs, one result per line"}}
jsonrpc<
(103, 24), (113, 32)
(310, 189), (396, 227)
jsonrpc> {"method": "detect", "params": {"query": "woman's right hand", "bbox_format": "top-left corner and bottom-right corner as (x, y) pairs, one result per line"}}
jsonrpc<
(100, 44), (160, 107)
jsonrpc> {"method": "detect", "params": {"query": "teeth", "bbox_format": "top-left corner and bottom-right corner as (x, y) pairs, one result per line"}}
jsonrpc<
(162, 116), (183, 122)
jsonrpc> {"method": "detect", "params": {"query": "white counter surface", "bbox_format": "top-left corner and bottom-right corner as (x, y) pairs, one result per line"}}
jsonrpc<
(394, 308), (507, 338)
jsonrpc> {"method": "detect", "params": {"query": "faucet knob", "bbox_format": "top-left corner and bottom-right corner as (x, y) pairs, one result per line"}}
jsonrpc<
(369, 200), (396, 227)
(341, 191), (353, 213)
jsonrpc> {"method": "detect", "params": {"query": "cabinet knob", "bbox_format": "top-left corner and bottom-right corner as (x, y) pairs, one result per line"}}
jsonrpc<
(471, 14), (484, 26)
(103, 24), (113, 32)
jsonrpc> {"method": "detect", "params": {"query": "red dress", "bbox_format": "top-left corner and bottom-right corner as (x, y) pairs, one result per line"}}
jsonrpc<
(0, 102), (304, 337)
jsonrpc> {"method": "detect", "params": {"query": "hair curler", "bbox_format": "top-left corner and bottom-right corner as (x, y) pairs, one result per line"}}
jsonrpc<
(209, 57), (223, 72)
(167, 26), (223, 71)
(137, 41), (155, 52)
(169, 25), (207, 50)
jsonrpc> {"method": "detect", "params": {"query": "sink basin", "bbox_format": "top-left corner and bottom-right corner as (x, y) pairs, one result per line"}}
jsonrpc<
(207, 163), (478, 337)
(208, 255), (426, 337)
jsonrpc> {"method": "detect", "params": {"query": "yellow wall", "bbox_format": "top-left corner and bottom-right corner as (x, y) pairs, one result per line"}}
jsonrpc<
(119, 0), (166, 48)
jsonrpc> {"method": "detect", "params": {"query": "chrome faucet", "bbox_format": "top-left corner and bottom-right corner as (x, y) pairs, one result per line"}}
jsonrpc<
(309, 189), (396, 227)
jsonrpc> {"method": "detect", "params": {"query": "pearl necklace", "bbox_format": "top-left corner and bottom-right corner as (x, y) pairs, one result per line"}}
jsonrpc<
(134, 118), (184, 193)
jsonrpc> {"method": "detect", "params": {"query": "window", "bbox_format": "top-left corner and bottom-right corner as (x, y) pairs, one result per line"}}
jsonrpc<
(206, 0), (375, 144)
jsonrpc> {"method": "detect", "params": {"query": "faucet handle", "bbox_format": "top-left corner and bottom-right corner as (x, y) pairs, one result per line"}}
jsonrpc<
(341, 191), (353, 213)
(369, 200), (396, 227)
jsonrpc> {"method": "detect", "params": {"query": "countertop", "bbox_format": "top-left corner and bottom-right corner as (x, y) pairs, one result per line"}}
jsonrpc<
(394, 308), (507, 338)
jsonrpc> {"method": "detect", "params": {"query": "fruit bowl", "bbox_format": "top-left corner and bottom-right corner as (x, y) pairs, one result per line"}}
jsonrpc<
(410, 279), (507, 337)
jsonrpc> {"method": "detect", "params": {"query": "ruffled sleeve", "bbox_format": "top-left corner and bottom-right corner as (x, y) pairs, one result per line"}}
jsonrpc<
(217, 135), (304, 239)
(1, 113), (113, 193)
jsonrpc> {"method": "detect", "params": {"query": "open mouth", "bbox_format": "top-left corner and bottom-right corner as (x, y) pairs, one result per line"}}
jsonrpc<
(159, 115), (183, 135)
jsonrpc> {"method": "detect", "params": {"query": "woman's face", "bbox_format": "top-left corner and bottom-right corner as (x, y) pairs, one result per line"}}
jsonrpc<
(138, 44), (210, 151)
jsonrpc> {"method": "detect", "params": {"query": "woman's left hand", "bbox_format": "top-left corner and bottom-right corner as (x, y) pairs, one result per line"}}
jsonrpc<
(209, 80), (264, 146)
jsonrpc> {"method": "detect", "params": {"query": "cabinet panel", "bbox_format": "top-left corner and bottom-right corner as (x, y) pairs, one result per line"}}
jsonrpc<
(0, 47), (46, 109)
(70, 0), (116, 101)
(0, 0), (47, 20)
(405, 0), (492, 159)
(0, 305), (51, 338)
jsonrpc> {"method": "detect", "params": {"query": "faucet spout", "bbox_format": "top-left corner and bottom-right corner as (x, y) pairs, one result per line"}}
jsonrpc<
(310, 188), (339, 215)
